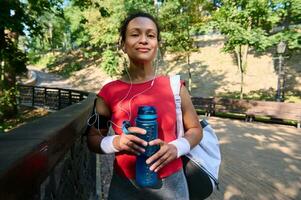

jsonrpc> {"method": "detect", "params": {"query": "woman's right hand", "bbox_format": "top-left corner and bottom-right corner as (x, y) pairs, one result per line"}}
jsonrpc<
(113, 127), (148, 155)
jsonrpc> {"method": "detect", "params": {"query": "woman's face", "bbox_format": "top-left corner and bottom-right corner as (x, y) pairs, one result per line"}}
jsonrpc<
(123, 17), (158, 64)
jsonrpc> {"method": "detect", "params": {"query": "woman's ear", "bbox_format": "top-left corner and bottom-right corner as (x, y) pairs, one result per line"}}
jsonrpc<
(119, 41), (126, 53)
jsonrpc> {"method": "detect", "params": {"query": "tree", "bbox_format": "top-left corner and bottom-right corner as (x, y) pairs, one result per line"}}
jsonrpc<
(159, 0), (210, 92)
(270, 0), (301, 50)
(211, 0), (280, 99)
(64, 5), (90, 49)
(0, 0), (63, 122)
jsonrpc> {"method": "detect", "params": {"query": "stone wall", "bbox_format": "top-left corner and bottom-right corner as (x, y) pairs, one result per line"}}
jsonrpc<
(0, 92), (98, 200)
(39, 137), (97, 200)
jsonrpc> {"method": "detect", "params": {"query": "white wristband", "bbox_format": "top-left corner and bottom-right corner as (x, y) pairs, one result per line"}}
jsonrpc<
(169, 137), (191, 158)
(100, 135), (120, 154)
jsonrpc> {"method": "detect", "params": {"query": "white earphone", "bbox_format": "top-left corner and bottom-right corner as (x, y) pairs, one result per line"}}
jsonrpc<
(108, 48), (160, 129)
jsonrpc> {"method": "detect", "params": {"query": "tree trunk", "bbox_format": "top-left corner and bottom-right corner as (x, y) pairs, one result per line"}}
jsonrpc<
(241, 44), (249, 99)
(240, 72), (244, 99)
(235, 46), (244, 99)
(3, 32), (18, 119)
(0, 1), (21, 120)
(0, 27), (5, 86)
(0, 61), (4, 83)
(235, 43), (249, 100)
(241, 44), (249, 73)
(0, 1), (8, 94)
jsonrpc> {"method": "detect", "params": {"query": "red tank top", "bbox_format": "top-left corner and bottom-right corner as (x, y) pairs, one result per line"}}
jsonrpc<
(98, 76), (182, 179)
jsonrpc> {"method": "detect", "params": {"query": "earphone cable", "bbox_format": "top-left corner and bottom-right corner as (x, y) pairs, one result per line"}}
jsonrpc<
(113, 65), (157, 129)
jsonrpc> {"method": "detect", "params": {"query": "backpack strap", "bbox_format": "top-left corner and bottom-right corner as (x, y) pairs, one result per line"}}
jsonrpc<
(170, 75), (185, 138)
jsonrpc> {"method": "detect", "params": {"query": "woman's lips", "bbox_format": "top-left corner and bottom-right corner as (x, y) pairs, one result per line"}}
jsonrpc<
(136, 48), (150, 52)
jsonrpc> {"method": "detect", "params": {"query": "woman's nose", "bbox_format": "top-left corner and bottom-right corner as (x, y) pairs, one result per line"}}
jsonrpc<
(139, 34), (148, 44)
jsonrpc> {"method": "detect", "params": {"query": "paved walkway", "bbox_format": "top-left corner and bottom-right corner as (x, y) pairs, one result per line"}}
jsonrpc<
(99, 117), (301, 200)
(30, 70), (73, 89)
(207, 117), (301, 200)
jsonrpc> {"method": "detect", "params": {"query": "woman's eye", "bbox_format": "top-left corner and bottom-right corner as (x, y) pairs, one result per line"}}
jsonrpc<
(131, 34), (139, 37)
(148, 34), (155, 38)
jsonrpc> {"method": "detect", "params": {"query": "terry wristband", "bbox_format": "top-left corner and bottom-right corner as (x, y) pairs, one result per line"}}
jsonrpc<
(100, 135), (120, 154)
(169, 137), (191, 158)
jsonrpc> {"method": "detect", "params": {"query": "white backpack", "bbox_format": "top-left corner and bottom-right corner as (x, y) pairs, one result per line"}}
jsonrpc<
(170, 75), (221, 189)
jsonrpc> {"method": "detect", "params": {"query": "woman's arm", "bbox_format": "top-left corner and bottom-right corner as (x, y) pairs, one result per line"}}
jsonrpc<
(146, 85), (202, 172)
(87, 97), (147, 155)
(179, 85), (203, 148)
(87, 97), (111, 154)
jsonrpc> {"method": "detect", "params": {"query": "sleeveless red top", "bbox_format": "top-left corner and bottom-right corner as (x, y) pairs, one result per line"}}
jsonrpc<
(98, 76), (182, 179)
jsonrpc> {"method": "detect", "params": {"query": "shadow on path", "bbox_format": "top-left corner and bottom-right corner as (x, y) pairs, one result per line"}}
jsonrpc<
(207, 117), (301, 200)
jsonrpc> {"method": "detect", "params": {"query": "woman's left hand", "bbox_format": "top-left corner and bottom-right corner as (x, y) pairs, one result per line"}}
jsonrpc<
(146, 139), (178, 172)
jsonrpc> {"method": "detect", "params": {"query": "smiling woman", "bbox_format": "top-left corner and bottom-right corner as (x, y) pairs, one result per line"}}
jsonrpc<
(118, 12), (161, 83)
(86, 11), (202, 200)
(122, 17), (158, 67)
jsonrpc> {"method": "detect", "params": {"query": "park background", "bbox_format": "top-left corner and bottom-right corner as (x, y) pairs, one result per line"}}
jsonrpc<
(0, 1), (301, 200)
(1, 0), (301, 130)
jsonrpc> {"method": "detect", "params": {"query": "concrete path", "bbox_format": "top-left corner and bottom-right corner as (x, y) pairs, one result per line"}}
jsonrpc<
(33, 70), (73, 89)
(26, 66), (73, 89)
(99, 117), (301, 200)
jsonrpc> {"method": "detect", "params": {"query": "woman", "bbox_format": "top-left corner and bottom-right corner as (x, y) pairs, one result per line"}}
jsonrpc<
(87, 11), (202, 200)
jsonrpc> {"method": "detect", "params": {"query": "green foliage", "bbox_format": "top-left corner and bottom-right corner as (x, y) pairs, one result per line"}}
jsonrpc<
(35, 53), (56, 68)
(212, 0), (276, 52)
(158, 0), (209, 92)
(218, 88), (277, 101)
(64, 5), (91, 48)
(7, 46), (28, 75)
(0, 0), (64, 120)
(284, 90), (301, 103)
(6, 0), (300, 94)
(0, 88), (18, 122)
(27, 51), (41, 64)
(61, 62), (82, 77)
(100, 49), (120, 77)
(218, 88), (301, 103)
(78, 0), (124, 48)
(211, 0), (287, 99)
(158, 0), (213, 54)
(212, 0), (301, 52)
(159, 1), (195, 53)
(124, 0), (155, 14)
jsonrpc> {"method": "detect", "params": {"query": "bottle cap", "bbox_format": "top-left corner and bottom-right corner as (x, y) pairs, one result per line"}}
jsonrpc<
(137, 106), (157, 120)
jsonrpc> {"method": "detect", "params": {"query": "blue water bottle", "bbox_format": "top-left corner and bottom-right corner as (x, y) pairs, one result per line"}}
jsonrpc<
(135, 106), (159, 188)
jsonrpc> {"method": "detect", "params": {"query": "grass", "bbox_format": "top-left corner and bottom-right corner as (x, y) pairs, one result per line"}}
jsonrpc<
(0, 106), (49, 133)
(196, 109), (298, 127)
(218, 89), (301, 103)
(28, 52), (56, 69)
(29, 49), (102, 78)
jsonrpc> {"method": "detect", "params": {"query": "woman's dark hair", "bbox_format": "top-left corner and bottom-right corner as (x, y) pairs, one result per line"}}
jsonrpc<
(119, 11), (161, 44)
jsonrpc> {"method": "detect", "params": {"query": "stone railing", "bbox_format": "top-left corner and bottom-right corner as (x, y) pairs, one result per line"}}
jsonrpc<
(0, 87), (98, 200)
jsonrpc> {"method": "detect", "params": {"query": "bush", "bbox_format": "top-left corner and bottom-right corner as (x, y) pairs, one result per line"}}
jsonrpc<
(35, 53), (56, 68)
(218, 88), (301, 103)
(100, 49), (120, 77)
(0, 88), (18, 123)
(61, 62), (82, 77)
